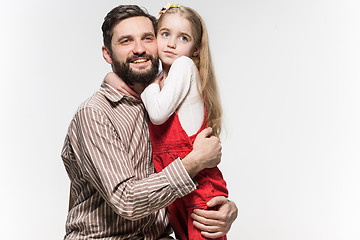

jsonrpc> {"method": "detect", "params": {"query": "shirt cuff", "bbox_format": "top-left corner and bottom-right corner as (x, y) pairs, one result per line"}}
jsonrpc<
(162, 158), (196, 198)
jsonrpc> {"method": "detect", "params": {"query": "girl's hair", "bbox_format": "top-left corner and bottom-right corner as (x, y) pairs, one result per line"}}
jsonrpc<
(158, 6), (223, 137)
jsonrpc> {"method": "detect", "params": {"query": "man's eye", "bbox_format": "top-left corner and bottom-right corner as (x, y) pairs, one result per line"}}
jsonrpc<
(120, 39), (130, 44)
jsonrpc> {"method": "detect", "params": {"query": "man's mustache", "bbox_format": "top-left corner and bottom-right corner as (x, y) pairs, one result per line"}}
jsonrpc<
(126, 53), (154, 63)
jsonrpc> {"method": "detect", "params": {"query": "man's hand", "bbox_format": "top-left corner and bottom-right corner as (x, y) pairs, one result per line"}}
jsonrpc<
(182, 127), (222, 178)
(191, 196), (238, 238)
(103, 72), (140, 98)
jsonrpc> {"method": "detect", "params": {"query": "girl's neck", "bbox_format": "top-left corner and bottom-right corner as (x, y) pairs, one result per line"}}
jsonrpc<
(162, 64), (171, 79)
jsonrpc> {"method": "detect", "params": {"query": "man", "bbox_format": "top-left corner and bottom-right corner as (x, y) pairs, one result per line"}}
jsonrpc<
(62, 5), (237, 239)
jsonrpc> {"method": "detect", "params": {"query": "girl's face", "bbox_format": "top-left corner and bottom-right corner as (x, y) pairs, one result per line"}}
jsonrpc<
(157, 13), (198, 68)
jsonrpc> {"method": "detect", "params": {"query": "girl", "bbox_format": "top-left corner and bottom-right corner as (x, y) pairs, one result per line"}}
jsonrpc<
(106, 4), (228, 240)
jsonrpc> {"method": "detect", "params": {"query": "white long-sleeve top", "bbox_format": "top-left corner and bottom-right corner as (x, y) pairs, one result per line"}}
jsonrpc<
(141, 56), (204, 136)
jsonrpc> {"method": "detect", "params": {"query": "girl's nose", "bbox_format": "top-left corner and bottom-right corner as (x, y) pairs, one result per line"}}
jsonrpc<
(167, 37), (176, 49)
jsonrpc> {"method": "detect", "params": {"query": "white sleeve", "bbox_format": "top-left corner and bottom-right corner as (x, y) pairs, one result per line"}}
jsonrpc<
(141, 56), (197, 125)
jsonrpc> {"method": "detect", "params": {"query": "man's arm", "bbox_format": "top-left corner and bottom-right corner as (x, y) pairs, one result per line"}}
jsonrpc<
(72, 107), (221, 220)
(181, 128), (235, 239)
(181, 127), (222, 178)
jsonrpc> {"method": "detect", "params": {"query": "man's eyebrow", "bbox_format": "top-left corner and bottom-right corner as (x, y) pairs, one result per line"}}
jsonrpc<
(143, 32), (155, 37)
(116, 35), (131, 42)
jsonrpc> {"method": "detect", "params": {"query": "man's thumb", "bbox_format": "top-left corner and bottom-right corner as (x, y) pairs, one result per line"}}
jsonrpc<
(198, 127), (213, 139)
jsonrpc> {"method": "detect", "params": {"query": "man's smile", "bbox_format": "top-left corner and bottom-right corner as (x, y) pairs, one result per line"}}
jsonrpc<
(131, 57), (149, 64)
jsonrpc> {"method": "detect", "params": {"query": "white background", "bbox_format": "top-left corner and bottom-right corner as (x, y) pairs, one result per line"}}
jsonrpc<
(1, 0), (359, 239)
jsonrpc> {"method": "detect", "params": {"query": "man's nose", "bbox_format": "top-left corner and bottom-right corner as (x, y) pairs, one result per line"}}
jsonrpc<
(132, 40), (146, 54)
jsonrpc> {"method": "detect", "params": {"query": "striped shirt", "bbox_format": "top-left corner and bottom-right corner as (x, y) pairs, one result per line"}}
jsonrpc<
(61, 81), (196, 239)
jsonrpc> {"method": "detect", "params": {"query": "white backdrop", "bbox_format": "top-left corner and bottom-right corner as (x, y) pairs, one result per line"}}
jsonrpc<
(1, 0), (359, 239)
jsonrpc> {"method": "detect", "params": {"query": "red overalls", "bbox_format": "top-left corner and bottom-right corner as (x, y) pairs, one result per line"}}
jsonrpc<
(149, 109), (228, 240)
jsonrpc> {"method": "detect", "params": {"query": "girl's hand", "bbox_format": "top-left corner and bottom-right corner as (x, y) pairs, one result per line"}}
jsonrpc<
(153, 76), (161, 85)
(104, 72), (140, 98)
(191, 196), (238, 238)
(151, 76), (167, 90)
(152, 76), (165, 90)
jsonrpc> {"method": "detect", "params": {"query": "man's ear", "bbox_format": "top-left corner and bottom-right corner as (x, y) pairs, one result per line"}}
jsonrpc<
(102, 46), (113, 64)
(192, 47), (200, 57)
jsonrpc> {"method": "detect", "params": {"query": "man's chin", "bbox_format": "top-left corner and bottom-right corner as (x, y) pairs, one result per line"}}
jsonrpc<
(130, 66), (152, 74)
(112, 57), (159, 85)
(116, 68), (156, 85)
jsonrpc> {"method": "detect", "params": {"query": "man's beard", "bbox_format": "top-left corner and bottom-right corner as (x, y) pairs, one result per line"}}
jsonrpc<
(112, 53), (159, 86)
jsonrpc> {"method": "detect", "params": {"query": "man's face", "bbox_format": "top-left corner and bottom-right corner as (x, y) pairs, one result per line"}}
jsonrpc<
(108, 16), (159, 85)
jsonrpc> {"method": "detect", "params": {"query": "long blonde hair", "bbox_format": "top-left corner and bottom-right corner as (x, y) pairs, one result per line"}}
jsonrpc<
(158, 6), (223, 137)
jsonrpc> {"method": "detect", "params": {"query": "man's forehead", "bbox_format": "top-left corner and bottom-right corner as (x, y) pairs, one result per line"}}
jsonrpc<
(113, 16), (155, 37)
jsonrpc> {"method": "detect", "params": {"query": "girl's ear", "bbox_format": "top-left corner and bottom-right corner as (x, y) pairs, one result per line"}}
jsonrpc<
(192, 47), (200, 57)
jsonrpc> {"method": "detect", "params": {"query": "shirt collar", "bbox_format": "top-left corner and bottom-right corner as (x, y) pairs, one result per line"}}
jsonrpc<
(100, 81), (124, 102)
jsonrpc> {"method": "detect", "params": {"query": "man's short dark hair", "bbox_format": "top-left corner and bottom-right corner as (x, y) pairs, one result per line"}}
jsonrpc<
(102, 5), (157, 54)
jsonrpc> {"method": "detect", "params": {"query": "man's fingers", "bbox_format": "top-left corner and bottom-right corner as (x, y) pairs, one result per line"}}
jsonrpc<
(206, 196), (228, 208)
(192, 219), (223, 232)
(197, 127), (213, 139)
(191, 211), (221, 226)
(191, 199), (237, 238)
(192, 208), (222, 221)
(200, 231), (226, 239)
(192, 217), (227, 239)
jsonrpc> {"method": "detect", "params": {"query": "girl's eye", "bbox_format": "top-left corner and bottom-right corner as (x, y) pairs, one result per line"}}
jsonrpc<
(162, 32), (169, 37)
(180, 36), (188, 42)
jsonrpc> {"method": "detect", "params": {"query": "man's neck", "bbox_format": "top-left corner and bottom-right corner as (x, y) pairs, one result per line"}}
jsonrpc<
(131, 83), (147, 96)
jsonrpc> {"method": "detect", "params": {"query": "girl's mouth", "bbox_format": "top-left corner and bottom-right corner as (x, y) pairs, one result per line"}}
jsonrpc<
(164, 51), (175, 56)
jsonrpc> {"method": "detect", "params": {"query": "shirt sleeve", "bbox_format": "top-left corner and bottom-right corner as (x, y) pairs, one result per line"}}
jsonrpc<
(74, 106), (196, 221)
(141, 56), (197, 125)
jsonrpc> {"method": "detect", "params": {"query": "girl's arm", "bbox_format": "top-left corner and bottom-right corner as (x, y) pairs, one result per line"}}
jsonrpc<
(141, 56), (197, 125)
(104, 72), (140, 99)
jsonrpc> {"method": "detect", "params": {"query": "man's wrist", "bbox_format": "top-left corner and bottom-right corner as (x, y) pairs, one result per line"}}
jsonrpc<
(163, 158), (196, 197)
(181, 151), (202, 178)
